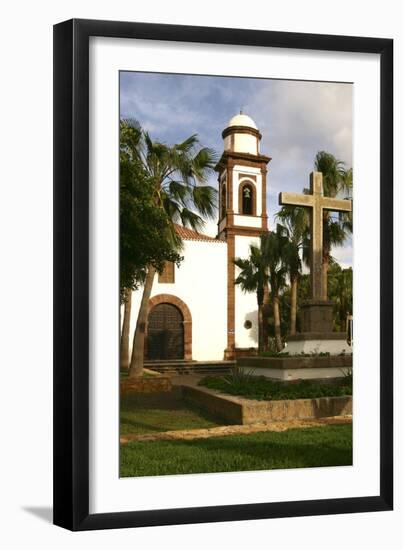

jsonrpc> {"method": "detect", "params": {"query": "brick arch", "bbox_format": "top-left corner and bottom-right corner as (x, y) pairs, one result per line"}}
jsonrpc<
(146, 294), (192, 360)
(238, 179), (257, 216)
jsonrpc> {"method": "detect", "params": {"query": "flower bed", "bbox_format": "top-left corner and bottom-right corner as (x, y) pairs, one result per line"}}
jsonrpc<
(198, 375), (352, 401)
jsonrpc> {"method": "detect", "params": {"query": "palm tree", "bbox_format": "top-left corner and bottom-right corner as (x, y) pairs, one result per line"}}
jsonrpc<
(261, 227), (291, 352)
(327, 263), (353, 331)
(336, 266), (353, 328)
(120, 289), (132, 371)
(275, 206), (307, 335)
(314, 151), (353, 299)
(234, 239), (269, 353)
(121, 120), (218, 377)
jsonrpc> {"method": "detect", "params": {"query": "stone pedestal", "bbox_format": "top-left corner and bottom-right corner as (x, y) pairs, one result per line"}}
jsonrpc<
(237, 355), (352, 381)
(279, 173), (353, 359)
(286, 332), (351, 355)
(286, 300), (352, 356)
(300, 300), (334, 333)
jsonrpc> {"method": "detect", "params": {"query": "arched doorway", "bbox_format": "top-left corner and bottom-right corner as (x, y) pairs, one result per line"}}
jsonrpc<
(146, 303), (184, 360)
(146, 294), (192, 360)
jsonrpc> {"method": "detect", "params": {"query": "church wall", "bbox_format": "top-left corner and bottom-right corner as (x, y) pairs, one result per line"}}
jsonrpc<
(233, 215), (262, 228)
(126, 239), (228, 361)
(233, 133), (258, 155)
(234, 234), (260, 349)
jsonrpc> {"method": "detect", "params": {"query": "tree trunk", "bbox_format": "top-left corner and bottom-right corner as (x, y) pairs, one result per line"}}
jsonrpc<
(262, 282), (270, 351)
(257, 303), (264, 354)
(128, 265), (156, 378)
(322, 211), (330, 300)
(322, 252), (329, 300)
(256, 287), (264, 354)
(120, 289), (132, 371)
(273, 294), (283, 352)
(290, 276), (298, 336)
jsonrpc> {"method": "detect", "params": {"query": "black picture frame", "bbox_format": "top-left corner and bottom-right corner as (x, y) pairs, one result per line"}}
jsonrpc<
(53, 18), (393, 531)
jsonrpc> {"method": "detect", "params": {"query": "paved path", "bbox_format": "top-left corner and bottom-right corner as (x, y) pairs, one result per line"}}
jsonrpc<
(120, 415), (352, 444)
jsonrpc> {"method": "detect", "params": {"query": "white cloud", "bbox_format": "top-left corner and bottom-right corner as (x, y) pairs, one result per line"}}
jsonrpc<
(332, 244), (353, 268)
(121, 73), (353, 262)
(255, 79), (352, 168)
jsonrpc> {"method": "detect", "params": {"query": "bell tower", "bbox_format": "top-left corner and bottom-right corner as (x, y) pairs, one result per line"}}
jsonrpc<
(215, 113), (271, 359)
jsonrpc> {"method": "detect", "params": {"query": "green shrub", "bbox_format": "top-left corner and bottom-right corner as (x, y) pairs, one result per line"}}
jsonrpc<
(198, 375), (352, 401)
(259, 351), (331, 358)
(339, 368), (353, 387)
(222, 364), (255, 386)
(260, 351), (290, 357)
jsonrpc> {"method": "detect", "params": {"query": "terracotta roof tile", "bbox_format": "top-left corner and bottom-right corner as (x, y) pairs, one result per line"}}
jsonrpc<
(173, 223), (224, 243)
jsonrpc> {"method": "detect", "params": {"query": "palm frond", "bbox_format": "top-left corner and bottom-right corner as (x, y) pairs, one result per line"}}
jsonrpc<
(190, 147), (218, 182)
(128, 126), (219, 233)
(161, 194), (182, 225)
(179, 208), (205, 232)
(314, 150), (345, 198)
(165, 221), (184, 251)
(168, 180), (190, 206)
(192, 185), (217, 219)
(175, 134), (199, 153)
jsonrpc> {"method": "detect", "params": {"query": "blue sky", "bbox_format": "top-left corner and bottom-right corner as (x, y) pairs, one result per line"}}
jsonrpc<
(120, 71), (352, 267)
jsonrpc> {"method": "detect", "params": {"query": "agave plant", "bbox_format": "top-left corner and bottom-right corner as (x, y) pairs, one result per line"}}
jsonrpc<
(223, 364), (256, 387)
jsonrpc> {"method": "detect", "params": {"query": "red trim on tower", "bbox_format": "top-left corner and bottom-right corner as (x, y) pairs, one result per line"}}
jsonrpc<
(215, 118), (271, 359)
(225, 235), (236, 360)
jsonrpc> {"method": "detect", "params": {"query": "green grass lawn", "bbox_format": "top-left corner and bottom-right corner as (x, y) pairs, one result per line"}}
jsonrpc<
(199, 375), (352, 401)
(120, 423), (352, 477)
(120, 393), (221, 436)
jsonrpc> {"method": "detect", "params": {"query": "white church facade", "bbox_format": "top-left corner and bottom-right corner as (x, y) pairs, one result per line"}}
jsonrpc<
(127, 113), (271, 362)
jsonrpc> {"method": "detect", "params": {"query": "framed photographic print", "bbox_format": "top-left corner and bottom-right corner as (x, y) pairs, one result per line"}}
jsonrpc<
(53, 19), (393, 530)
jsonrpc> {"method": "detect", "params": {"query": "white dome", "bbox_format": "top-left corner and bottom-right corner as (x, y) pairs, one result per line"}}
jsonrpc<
(227, 113), (258, 130)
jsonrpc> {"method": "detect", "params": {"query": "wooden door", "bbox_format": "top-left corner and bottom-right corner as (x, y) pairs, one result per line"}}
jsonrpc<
(146, 303), (184, 360)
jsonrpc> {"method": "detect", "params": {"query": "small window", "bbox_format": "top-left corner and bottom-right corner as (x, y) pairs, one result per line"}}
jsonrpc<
(242, 184), (254, 215)
(158, 262), (175, 284)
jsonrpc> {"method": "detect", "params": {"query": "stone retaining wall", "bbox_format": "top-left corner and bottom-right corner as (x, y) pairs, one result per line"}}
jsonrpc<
(183, 385), (352, 425)
(237, 355), (352, 369)
(120, 376), (172, 395)
(183, 385), (243, 423)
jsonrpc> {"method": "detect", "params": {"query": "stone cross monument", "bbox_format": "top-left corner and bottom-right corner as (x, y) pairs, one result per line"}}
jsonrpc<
(279, 171), (352, 354)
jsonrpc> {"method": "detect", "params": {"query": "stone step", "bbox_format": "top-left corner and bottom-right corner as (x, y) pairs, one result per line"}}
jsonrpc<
(145, 360), (235, 376)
